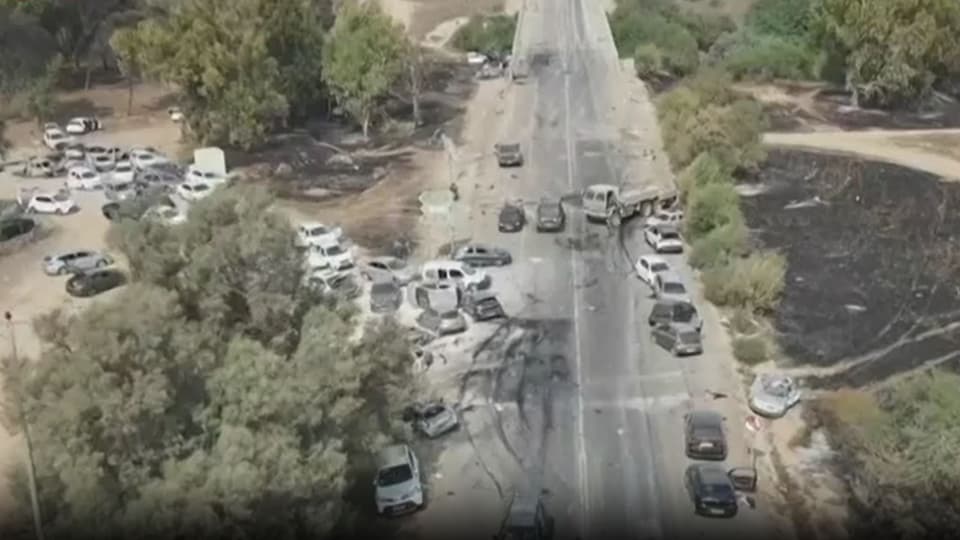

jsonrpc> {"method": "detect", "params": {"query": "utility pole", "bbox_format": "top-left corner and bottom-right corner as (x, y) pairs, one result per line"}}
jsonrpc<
(4, 312), (45, 540)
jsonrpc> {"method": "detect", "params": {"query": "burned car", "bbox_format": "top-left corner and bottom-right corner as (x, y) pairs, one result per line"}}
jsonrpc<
(749, 374), (801, 418)
(462, 289), (506, 321)
(370, 279), (404, 313)
(403, 401), (460, 438)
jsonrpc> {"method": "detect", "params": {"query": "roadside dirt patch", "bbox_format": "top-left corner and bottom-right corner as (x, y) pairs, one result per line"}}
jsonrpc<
(739, 150), (960, 388)
(888, 132), (960, 162)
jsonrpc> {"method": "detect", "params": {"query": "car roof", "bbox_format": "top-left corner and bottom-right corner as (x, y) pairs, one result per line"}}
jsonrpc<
(672, 322), (700, 333)
(690, 410), (723, 426)
(506, 494), (539, 527)
(641, 254), (668, 265)
(300, 221), (328, 229)
(377, 444), (411, 468)
(314, 237), (341, 248)
(694, 464), (731, 485)
(658, 223), (680, 233)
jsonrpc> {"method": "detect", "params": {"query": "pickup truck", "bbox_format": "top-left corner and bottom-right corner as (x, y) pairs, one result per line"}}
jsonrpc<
(582, 183), (677, 226)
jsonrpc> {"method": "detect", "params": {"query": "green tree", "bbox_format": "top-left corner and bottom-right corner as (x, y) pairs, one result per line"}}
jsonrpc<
(322, 1), (411, 138)
(3, 186), (417, 539)
(0, 5), (58, 97)
(109, 27), (144, 115)
(811, 0), (960, 106)
(121, 0), (327, 149)
(450, 14), (517, 55)
(25, 55), (63, 127)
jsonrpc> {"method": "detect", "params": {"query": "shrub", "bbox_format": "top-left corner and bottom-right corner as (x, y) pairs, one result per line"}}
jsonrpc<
(685, 181), (742, 240)
(728, 306), (759, 335)
(689, 220), (749, 269)
(611, 12), (699, 75)
(634, 44), (665, 78)
(450, 14), (517, 55)
(722, 33), (817, 81)
(745, 0), (813, 40)
(677, 152), (734, 198)
(702, 250), (786, 312)
(732, 334), (768, 365)
(676, 11), (736, 50)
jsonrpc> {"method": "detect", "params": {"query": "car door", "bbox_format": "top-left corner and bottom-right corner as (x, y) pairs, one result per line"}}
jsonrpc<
(73, 251), (94, 270)
(35, 196), (52, 210)
(638, 259), (650, 281)
(59, 252), (77, 268)
(786, 381), (801, 407)
(651, 325), (668, 349)
(683, 467), (697, 501)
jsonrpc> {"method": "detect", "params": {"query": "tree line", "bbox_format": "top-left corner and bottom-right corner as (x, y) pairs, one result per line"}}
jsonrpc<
(611, 0), (960, 108)
(1, 0), (421, 149)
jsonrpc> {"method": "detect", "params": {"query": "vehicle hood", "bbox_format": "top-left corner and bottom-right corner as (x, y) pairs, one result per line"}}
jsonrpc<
(376, 479), (419, 502)
(750, 377), (795, 412)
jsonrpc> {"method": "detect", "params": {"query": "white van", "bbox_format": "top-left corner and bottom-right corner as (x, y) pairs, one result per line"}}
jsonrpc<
(420, 259), (489, 290)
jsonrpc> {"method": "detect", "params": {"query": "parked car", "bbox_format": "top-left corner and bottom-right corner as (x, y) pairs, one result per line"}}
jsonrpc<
(305, 268), (360, 299)
(89, 152), (116, 172)
(644, 208), (684, 229)
(374, 444), (424, 516)
(64, 143), (85, 162)
(185, 164), (227, 185)
(143, 204), (187, 226)
(684, 464), (738, 518)
(65, 117), (102, 135)
(19, 189), (76, 215)
(644, 224), (684, 254)
(648, 300), (702, 333)
(421, 260), (489, 290)
(111, 161), (136, 184)
(417, 308), (467, 336)
(295, 222), (344, 248)
(749, 374), (802, 418)
(370, 280), (404, 313)
(136, 164), (183, 189)
(462, 289), (505, 321)
(84, 145), (109, 158)
(498, 202), (526, 232)
(19, 156), (57, 178)
(494, 142), (523, 167)
(42, 127), (73, 150)
(404, 401), (459, 438)
(536, 199), (566, 232)
(43, 250), (113, 276)
(131, 149), (167, 170)
(684, 410), (727, 460)
(305, 239), (354, 271)
(360, 256), (416, 284)
(635, 254), (671, 286)
(66, 166), (103, 190)
(65, 268), (126, 297)
(651, 322), (703, 356)
(654, 271), (690, 303)
(413, 281), (461, 312)
(177, 180), (214, 202)
(452, 243), (512, 267)
(466, 51), (488, 65)
(104, 181), (138, 202)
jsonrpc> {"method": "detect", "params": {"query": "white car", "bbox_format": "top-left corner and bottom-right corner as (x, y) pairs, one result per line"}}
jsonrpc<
(64, 144), (85, 161)
(66, 166), (103, 190)
(185, 164), (227, 185)
(420, 259), (489, 290)
(645, 209), (684, 229)
(177, 181), (214, 202)
(644, 224), (684, 254)
(111, 161), (135, 183)
(144, 205), (187, 226)
(65, 117), (102, 135)
(131, 149), (166, 170)
(635, 254), (671, 286)
(466, 51), (487, 65)
(374, 444), (424, 515)
(42, 127), (74, 150)
(89, 153), (115, 172)
(749, 374), (802, 418)
(19, 190), (77, 214)
(305, 239), (354, 271)
(295, 222), (343, 248)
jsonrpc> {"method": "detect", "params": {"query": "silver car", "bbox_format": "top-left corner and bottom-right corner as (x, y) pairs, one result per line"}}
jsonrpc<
(651, 322), (703, 356)
(43, 250), (113, 276)
(749, 374), (802, 418)
(404, 401), (459, 438)
(417, 308), (467, 336)
(361, 256), (417, 284)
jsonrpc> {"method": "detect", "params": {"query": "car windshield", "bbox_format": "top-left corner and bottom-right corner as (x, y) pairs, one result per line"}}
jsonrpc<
(377, 464), (413, 486)
(194, 184), (209, 191)
(651, 262), (669, 272)
(702, 481), (734, 498)
(679, 331), (700, 344)
(330, 276), (351, 288)
(307, 226), (328, 236)
(325, 245), (344, 256)
(661, 231), (680, 240)
(49, 133), (64, 140)
(82, 172), (96, 179)
(112, 183), (131, 191)
(160, 208), (178, 218)
(96, 155), (110, 161)
(371, 283), (395, 295)
(540, 204), (560, 217)
(441, 311), (460, 319)
(664, 282), (686, 294)
(499, 144), (520, 152)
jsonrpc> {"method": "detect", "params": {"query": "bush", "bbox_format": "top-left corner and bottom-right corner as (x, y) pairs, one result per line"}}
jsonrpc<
(676, 11), (736, 50)
(728, 306), (759, 335)
(684, 181), (742, 240)
(689, 220), (749, 269)
(745, 0), (812, 40)
(722, 32), (817, 81)
(450, 14), (517, 55)
(677, 152), (734, 198)
(732, 334), (769, 365)
(702, 251), (786, 312)
(611, 12), (699, 75)
(634, 44), (665, 78)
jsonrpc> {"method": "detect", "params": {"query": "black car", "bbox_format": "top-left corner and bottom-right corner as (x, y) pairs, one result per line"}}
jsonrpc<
(66, 269), (127, 297)
(451, 243), (512, 267)
(101, 189), (176, 221)
(498, 203), (525, 232)
(684, 464), (738, 518)
(536, 199), (566, 232)
(684, 410), (727, 460)
(494, 143), (523, 167)
(648, 300), (702, 332)
(462, 290), (506, 321)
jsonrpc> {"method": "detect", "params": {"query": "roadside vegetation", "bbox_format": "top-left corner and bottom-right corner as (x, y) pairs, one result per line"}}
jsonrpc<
(1, 187), (417, 538)
(450, 13), (517, 56)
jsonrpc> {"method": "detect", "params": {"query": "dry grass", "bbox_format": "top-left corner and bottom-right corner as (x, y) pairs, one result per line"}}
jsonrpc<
(889, 134), (960, 162)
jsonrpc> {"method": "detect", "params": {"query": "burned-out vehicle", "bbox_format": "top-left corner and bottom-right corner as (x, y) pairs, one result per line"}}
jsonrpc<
(462, 289), (506, 321)
(403, 400), (460, 438)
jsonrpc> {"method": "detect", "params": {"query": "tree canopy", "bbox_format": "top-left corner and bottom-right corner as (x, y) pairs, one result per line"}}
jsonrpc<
(322, 0), (410, 138)
(2, 186), (417, 539)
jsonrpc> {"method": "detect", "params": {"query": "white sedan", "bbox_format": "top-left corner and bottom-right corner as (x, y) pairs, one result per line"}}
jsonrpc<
(42, 127), (74, 150)
(177, 181), (214, 202)
(20, 191), (77, 215)
(644, 224), (684, 254)
(185, 164), (226, 185)
(111, 161), (135, 183)
(644, 209), (684, 229)
(66, 167), (103, 190)
(305, 240), (354, 271)
(65, 117), (102, 135)
(295, 222), (343, 248)
(131, 149), (167, 170)
(634, 254), (671, 286)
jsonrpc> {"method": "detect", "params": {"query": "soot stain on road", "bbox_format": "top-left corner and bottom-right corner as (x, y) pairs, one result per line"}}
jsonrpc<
(740, 150), (960, 387)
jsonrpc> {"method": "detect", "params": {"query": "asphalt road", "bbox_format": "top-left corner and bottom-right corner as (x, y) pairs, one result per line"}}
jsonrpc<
(483, 0), (784, 539)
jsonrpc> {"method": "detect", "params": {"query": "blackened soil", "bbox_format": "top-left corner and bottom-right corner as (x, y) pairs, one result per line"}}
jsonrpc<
(740, 150), (960, 388)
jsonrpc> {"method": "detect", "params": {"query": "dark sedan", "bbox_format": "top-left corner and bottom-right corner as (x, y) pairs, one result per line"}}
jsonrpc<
(452, 243), (512, 267)
(66, 269), (127, 297)
(101, 190), (176, 221)
(498, 203), (525, 232)
(684, 464), (738, 518)
(536, 199), (566, 232)
(684, 410), (727, 460)
(462, 290), (505, 321)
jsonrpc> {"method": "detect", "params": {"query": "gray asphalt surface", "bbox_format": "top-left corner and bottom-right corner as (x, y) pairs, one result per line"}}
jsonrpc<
(482, 0), (784, 539)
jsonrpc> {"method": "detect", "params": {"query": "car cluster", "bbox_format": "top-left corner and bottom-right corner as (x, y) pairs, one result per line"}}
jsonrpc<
(41, 249), (126, 298)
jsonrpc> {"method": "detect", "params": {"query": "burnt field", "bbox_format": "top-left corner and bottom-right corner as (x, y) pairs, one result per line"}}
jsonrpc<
(739, 150), (960, 388)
